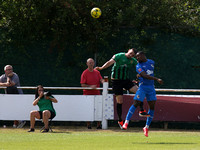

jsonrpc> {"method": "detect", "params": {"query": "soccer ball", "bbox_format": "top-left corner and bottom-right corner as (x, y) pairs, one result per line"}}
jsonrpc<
(91, 7), (101, 18)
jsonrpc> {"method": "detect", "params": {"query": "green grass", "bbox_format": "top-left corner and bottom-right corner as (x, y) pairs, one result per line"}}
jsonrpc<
(0, 127), (200, 150)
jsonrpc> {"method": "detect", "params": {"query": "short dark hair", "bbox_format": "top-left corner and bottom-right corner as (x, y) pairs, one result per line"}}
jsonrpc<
(136, 51), (145, 55)
(129, 48), (137, 54)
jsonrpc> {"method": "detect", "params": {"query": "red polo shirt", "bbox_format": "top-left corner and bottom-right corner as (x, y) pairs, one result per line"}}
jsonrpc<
(80, 69), (102, 95)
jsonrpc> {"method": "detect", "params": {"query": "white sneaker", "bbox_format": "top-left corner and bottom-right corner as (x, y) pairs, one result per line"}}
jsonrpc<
(122, 123), (128, 130)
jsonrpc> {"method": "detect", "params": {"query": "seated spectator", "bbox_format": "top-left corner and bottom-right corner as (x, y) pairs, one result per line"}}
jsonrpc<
(28, 85), (58, 133)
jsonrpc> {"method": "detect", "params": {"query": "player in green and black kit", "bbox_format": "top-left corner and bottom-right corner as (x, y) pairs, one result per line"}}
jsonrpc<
(96, 48), (149, 129)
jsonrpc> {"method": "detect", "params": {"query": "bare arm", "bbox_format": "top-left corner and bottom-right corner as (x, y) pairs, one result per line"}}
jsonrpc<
(140, 71), (163, 84)
(95, 56), (115, 71)
(33, 97), (41, 106)
(45, 96), (58, 103)
(33, 92), (43, 106)
(0, 76), (14, 87)
(100, 79), (104, 84)
(0, 82), (11, 87)
(7, 77), (15, 86)
(81, 83), (97, 89)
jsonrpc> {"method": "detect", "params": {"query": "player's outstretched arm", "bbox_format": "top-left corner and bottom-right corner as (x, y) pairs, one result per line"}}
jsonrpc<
(156, 78), (163, 84)
(95, 58), (115, 71)
(140, 71), (163, 84)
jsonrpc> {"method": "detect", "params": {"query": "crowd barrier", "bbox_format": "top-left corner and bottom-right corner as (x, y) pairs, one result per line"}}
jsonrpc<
(0, 80), (112, 129)
(114, 95), (200, 122)
(0, 80), (200, 129)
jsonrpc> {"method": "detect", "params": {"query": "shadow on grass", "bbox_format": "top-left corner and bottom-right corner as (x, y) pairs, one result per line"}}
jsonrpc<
(49, 131), (71, 134)
(132, 142), (197, 145)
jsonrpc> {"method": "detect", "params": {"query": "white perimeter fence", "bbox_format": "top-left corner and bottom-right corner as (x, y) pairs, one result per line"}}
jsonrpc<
(1, 79), (200, 129)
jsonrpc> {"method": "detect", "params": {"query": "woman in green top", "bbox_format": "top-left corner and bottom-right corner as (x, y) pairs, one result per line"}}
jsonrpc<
(28, 85), (58, 132)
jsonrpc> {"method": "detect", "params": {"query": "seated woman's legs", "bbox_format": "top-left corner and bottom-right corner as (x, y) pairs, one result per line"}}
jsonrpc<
(42, 110), (51, 129)
(30, 110), (40, 129)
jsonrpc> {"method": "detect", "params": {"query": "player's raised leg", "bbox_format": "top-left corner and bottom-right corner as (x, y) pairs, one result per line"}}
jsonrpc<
(122, 100), (141, 130)
(129, 85), (149, 117)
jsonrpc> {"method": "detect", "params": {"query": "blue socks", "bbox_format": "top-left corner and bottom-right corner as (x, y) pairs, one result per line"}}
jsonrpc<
(125, 105), (155, 129)
(125, 105), (136, 121)
(146, 109), (154, 127)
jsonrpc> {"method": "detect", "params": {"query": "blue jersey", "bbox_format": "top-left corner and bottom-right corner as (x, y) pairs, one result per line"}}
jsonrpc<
(136, 59), (155, 85)
(134, 59), (157, 101)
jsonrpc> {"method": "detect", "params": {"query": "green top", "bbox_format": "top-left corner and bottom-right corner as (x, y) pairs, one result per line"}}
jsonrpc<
(37, 96), (56, 115)
(111, 52), (137, 80)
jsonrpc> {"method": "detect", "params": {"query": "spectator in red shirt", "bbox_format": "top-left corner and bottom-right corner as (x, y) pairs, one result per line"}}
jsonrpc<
(80, 58), (104, 129)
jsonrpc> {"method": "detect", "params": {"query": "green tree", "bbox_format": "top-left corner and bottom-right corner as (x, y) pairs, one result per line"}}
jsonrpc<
(0, 0), (200, 89)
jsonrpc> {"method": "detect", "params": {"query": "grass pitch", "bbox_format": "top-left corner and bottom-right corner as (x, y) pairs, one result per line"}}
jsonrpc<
(0, 127), (200, 150)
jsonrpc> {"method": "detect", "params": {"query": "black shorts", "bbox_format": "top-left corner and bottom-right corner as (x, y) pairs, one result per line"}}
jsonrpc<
(38, 110), (56, 119)
(112, 79), (136, 95)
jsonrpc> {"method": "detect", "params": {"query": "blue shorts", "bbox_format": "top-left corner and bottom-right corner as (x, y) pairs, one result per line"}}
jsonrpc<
(134, 84), (157, 101)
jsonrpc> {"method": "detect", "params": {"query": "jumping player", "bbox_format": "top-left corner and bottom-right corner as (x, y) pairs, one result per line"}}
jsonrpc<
(95, 48), (149, 129)
(122, 51), (163, 137)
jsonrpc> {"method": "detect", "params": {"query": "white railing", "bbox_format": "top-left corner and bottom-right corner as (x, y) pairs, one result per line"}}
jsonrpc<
(1, 86), (200, 92)
(0, 80), (112, 129)
(1, 81), (200, 129)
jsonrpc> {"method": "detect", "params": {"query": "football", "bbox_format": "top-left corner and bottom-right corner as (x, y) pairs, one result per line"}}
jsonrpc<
(91, 7), (101, 18)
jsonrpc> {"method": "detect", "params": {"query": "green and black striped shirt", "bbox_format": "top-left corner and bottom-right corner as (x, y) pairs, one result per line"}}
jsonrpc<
(111, 52), (137, 80)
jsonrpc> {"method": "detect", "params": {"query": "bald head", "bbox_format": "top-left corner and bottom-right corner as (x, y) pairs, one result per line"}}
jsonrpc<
(86, 58), (95, 71)
(87, 58), (94, 63)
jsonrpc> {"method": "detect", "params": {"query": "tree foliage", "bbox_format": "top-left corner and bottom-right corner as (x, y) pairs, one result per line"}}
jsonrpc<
(0, 0), (200, 88)
(1, 0), (199, 51)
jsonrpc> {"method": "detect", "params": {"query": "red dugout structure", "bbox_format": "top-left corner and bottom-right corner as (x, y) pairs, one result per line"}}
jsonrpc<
(114, 95), (200, 122)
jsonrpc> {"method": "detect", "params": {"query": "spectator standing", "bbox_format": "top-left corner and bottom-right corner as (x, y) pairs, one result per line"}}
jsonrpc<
(0, 65), (25, 128)
(80, 58), (104, 129)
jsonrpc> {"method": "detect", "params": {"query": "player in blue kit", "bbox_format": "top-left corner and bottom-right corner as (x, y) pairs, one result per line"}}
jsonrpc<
(122, 51), (163, 137)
